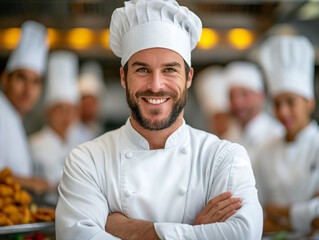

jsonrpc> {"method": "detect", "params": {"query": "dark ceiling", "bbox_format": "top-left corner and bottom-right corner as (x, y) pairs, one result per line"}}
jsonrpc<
(0, 0), (318, 77)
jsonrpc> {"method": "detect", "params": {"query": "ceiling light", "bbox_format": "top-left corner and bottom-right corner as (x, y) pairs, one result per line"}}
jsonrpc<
(3, 28), (21, 49)
(198, 28), (218, 50)
(228, 28), (253, 50)
(67, 28), (93, 49)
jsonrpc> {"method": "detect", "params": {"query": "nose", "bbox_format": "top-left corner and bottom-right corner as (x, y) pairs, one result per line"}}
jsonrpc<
(276, 102), (289, 119)
(148, 71), (163, 92)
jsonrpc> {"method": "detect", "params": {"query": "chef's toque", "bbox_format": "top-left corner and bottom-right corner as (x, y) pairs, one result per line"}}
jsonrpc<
(78, 61), (105, 98)
(44, 51), (80, 107)
(225, 61), (264, 93)
(259, 35), (314, 99)
(5, 20), (48, 76)
(108, 0), (202, 67)
(195, 66), (229, 116)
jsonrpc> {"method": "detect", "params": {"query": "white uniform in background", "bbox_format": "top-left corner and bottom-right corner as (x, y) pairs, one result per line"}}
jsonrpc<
(29, 51), (84, 187)
(235, 112), (283, 170)
(0, 92), (32, 177)
(56, 119), (263, 240)
(255, 121), (319, 233)
(0, 20), (48, 176)
(29, 125), (86, 186)
(225, 61), (284, 168)
(257, 35), (318, 234)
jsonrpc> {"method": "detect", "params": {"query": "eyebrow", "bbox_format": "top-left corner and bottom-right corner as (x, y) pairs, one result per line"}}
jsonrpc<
(131, 61), (182, 68)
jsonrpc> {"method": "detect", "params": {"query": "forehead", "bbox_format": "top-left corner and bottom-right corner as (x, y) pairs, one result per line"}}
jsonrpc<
(230, 86), (257, 95)
(10, 68), (41, 79)
(128, 48), (185, 67)
(274, 92), (305, 102)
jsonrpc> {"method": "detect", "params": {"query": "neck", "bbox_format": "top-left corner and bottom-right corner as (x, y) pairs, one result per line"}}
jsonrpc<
(241, 111), (260, 129)
(50, 125), (67, 142)
(285, 121), (311, 142)
(130, 114), (184, 150)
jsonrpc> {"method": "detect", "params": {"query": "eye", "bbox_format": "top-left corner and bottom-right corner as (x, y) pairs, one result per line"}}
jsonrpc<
(164, 68), (176, 73)
(136, 67), (149, 73)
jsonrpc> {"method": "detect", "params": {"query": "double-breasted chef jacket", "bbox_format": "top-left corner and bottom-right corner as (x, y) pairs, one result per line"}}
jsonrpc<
(56, 118), (263, 240)
(255, 121), (319, 234)
(0, 92), (32, 177)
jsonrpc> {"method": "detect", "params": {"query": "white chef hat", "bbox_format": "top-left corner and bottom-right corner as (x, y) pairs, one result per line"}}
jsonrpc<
(44, 51), (80, 107)
(78, 60), (105, 98)
(225, 61), (264, 93)
(5, 20), (48, 76)
(259, 35), (314, 99)
(195, 66), (229, 116)
(109, 0), (202, 67)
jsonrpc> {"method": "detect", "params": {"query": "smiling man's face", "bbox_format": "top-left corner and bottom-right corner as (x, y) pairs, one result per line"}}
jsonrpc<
(121, 48), (193, 131)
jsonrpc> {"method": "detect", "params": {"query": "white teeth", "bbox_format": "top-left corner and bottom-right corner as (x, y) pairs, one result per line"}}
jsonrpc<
(146, 98), (167, 104)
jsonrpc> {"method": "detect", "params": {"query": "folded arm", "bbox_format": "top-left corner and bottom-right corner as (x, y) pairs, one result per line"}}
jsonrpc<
(105, 191), (241, 239)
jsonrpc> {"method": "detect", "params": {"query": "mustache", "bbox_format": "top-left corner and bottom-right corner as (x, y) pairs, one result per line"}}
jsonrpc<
(136, 90), (176, 98)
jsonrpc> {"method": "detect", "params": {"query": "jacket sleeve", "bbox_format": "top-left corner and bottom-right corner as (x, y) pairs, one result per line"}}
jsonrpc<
(154, 144), (263, 240)
(56, 146), (120, 240)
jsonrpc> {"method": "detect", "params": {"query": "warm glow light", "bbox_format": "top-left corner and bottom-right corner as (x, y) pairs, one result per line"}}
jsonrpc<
(198, 28), (218, 49)
(228, 28), (253, 49)
(101, 29), (110, 49)
(3, 28), (21, 49)
(67, 28), (93, 49)
(47, 28), (58, 47)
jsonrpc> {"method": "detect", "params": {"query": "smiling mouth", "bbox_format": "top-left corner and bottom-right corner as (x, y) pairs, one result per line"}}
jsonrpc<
(143, 98), (169, 105)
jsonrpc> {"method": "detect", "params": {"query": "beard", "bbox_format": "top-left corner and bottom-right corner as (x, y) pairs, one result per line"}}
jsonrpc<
(126, 86), (188, 131)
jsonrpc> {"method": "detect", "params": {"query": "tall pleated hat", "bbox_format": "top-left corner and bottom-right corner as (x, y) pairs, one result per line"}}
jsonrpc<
(78, 60), (105, 98)
(108, 0), (202, 67)
(225, 61), (264, 93)
(195, 66), (229, 116)
(44, 51), (80, 107)
(5, 20), (48, 76)
(259, 35), (314, 99)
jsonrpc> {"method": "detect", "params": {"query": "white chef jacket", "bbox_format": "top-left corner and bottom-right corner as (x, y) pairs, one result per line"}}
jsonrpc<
(29, 124), (89, 186)
(0, 92), (32, 177)
(234, 112), (284, 169)
(56, 118), (263, 240)
(255, 121), (319, 234)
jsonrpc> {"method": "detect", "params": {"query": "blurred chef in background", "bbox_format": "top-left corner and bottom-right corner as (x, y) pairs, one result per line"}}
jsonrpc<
(195, 66), (240, 141)
(225, 61), (284, 168)
(256, 35), (319, 236)
(77, 60), (106, 139)
(0, 20), (50, 192)
(29, 51), (86, 190)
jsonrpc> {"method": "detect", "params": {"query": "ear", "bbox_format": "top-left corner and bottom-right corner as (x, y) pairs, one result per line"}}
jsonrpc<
(1, 71), (9, 91)
(120, 67), (126, 89)
(308, 98), (316, 114)
(186, 67), (193, 89)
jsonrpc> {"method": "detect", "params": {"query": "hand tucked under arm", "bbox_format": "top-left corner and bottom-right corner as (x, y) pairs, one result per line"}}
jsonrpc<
(194, 191), (242, 225)
(105, 213), (160, 240)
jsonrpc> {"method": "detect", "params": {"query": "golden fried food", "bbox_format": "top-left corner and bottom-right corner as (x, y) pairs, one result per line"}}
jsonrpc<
(0, 184), (14, 198)
(0, 168), (55, 226)
(32, 208), (55, 222)
(0, 168), (12, 183)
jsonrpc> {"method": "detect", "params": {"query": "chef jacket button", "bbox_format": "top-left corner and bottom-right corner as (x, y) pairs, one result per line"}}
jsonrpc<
(181, 146), (188, 154)
(125, 152), (133, 159)
(178, 187), (187, 196)
(124, 189), (132, 198)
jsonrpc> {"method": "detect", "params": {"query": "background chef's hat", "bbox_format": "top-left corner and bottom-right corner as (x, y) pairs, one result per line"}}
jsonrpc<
(225, 61), (264, 93)
(78, 60), (105, 98)
(44, 51), (80, 107)
(259, 35), (314, 99)
(195, 66), (229, 116)
(109, 0), (202, 67)
(5, 20), (48, 76)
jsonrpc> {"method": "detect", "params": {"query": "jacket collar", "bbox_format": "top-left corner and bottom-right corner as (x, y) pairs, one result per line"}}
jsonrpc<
(124, 117), (188, 150)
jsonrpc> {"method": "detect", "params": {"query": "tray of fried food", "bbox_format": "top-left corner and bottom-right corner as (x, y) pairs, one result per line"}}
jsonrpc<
(0, 168), (55, 230)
